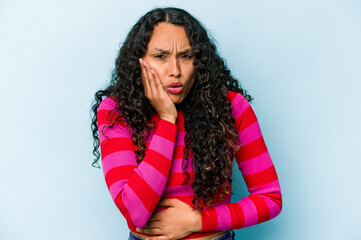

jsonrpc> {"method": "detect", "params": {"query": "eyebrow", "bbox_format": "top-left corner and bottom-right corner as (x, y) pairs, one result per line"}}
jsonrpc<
(152, 48), (193, 55)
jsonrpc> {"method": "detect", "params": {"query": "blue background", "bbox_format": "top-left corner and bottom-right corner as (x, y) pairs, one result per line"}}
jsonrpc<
(1, 0), (360, 239)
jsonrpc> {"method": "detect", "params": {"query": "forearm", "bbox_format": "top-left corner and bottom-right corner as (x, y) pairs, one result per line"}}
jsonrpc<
(106, 120), (177, 227)
(98, 97), (178, 227)
(198, 92), (282, 232)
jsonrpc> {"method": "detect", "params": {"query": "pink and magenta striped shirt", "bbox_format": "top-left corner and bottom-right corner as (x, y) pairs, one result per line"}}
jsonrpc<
(97, 90), (282, 238)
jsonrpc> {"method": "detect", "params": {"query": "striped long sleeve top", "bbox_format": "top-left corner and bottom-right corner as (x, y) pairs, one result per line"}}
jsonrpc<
(96, 90), (282, 238)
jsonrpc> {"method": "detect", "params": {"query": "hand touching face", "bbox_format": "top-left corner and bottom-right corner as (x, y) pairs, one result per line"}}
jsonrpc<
(142, 22), (196, 105)
(139, 58), (178, 123)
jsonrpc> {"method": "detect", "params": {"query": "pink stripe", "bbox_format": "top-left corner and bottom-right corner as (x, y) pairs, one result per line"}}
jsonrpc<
(239, 198), (258, 227)
(260, 195), (281, 219)
(109, 179), (127, 200)
(102, 151), (137, 176)
(145, 130), (155, 143)
(135, 161), (168, 195)
(215, 204), (232, 230)
(98, 97), (117, 111)
(98, 124), (131, 142)
(148, 135), (175, 159)
(237, 152), (273, 175)
(175, 132), (186, 145)
(164, 185), (194, 196)
(248, 180), (281, 195)
(238, 121), (262, 146)
(147, 131), (185, 146)
(231, 94), (249, 120)
(123, 186), (152, 227)
(170, 157), (194, 173)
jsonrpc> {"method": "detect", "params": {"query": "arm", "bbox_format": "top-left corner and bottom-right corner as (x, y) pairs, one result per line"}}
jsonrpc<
(200, 92), (282, 231)
(97, 96), (177, 228)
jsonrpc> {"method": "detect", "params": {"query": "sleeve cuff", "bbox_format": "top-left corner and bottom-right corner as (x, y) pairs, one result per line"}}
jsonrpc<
(200, 207), (219, 232)
(155, 119), (177, 143)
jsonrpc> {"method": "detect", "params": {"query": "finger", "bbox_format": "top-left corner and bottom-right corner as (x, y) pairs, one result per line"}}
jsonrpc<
(145, 236), (170, 240)
(136, 226), (162, 235)
(139, 58), (150, 94)
(150, 67), (164, 94)
(140, 59), (151, 95)
(143, 60), (156, 95)
(147, 212), (162, 221)
(144, 220), (162, 228)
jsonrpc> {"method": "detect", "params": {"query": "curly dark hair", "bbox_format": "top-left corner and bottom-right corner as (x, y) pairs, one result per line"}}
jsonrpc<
(91, 7), (253, 209)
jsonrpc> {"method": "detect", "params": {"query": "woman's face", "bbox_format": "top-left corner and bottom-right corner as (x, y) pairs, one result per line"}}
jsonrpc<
(142, 22), (196, 104)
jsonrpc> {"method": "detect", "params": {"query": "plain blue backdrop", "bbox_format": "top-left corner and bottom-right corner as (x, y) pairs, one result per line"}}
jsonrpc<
(1, 0), (360, 239)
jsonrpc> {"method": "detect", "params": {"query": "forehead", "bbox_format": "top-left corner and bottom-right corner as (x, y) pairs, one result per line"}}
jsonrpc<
(147, 23), (191, 50)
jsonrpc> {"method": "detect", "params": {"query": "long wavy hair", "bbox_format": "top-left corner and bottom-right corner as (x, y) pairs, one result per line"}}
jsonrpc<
(91, 7), (252, 209)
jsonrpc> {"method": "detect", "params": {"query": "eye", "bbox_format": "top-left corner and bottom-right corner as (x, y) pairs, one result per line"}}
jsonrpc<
(154, 54), (166, 59)
(182, 55), (193, 59)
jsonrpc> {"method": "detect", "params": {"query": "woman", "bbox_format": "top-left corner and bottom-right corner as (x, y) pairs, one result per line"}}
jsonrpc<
(91, 7), (282, 240)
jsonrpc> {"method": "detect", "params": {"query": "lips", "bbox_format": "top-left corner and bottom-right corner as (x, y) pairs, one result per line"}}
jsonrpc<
(167, 87), (183, 94)
(167, 82), (183, 88)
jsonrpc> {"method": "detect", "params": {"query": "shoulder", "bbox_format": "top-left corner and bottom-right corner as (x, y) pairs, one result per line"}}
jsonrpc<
(226, 90), (257, 131)
(98, 96), (119, 112)
(97, 96), (127, 126)
(226, 90), (250, 109)
(226, 90), (253, 123)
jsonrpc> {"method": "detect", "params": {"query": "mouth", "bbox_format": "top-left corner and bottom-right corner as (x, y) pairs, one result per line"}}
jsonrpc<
(167, 82), (183, 88)
(167, 86), (183, 94)
(166, 82), (184, 94)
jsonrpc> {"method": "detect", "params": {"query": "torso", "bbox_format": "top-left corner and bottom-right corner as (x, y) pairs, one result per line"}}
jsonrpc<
(129, 110), (232, 240)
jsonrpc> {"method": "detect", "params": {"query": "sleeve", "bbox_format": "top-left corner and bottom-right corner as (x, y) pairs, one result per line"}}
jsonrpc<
(199, 93), (282, 232)
(97, 97), (177, 228)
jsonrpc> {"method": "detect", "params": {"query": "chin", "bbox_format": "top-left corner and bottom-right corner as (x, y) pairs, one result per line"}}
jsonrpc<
(170, 96), (182, 104)
(175, 99), (184, 104)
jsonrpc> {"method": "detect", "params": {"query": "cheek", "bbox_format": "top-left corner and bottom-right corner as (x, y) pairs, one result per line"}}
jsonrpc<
(184, 67), (196, 83)
(148, 62), (166, 79)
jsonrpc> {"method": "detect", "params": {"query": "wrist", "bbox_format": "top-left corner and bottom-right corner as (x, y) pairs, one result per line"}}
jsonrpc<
(191, 210), (202, 232)
(160, 117), (177, 124)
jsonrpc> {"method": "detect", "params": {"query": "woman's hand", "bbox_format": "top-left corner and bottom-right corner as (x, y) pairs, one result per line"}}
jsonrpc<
(139, 58), (177, 123)
(136, 198), (202, 240)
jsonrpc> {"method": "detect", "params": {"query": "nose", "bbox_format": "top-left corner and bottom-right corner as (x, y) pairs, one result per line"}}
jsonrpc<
(169, 57), (181, 78)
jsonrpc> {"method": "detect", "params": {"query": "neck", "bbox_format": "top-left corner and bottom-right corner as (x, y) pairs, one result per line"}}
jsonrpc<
(175, 101), (185, 111)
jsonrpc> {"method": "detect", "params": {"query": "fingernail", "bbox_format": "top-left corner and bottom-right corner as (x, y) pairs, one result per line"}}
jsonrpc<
(150, 69), (155, 74)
